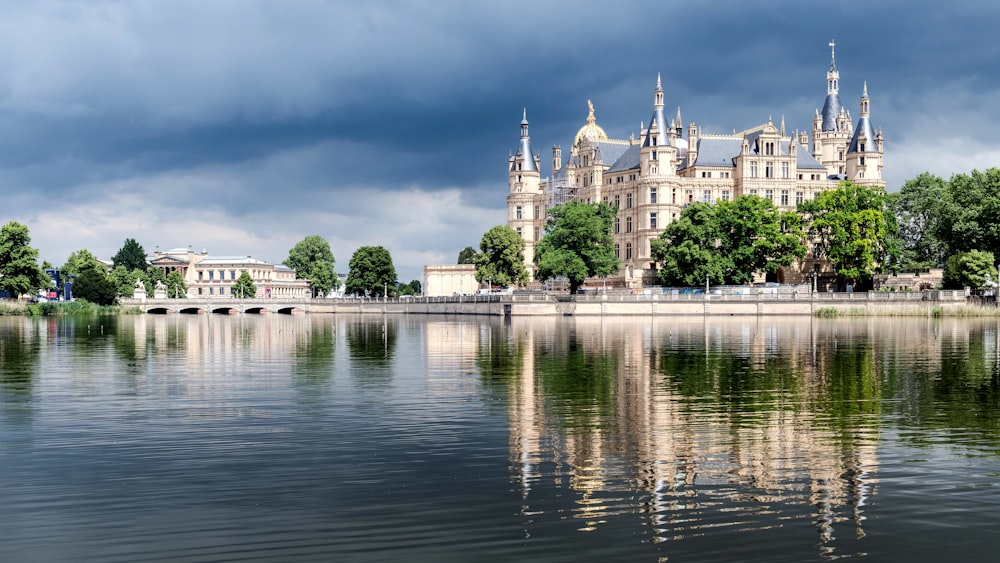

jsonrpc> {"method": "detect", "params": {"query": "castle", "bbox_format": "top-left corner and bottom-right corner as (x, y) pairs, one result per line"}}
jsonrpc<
(507, 41), (884, 288)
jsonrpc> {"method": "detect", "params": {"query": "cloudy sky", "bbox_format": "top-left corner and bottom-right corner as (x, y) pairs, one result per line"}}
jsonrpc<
(2, 1), (998, 282)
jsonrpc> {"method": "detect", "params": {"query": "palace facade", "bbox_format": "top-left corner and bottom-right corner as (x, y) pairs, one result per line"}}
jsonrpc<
(149, 247), (311, 298)
(507, 42), (884, 288)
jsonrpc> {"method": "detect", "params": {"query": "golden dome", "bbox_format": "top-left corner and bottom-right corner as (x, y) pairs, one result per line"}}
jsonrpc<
(573, 100), (608, 146)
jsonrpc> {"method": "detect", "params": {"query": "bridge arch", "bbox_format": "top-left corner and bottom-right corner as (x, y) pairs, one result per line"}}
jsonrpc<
(179, 307), (205, 315)
(148, 307), (172, 315)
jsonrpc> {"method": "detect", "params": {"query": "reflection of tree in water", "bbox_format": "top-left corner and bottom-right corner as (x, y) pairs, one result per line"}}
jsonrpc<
(292, 317), (336, 398)
(891, 320), (1000, 450)
(534, 325), (619, 430)
(345, 317), (397, 388)
(476, 319), (524, 386)
(0, 319), (41, 426)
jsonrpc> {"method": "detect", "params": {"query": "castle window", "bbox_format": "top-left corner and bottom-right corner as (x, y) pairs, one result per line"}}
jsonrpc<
(703, 190), (711, 202)
(626, 193), (633, 208)
(650, 212), (657, 229)
(750, 161), (758, 177)
(749, 189), (758, 196)
(626, 217), (633, 233)
(781, 190), (789, 206)
(209, 270), (214, 281)
(765, 161), (774, 178)
(702, 171), (710, 178)
(838, 151), (844, 160)
(650, 188), (657, 204)
(516, 227), (523, 237)
(687, 191), (694, 203)
(626, 243), (633, 260)
(516, 206), (522, 219)
(766, 189), (774, 202)
(534, 227), (540, 241)
(652, 150), (657, 161)
(614, 218), (620, 234)
(859, 170), (865, 179)
(722, 190), (730, 202)
(796, 191), (804, 205)
(534, 206), (540, 219)
(860, 157), (866, 166)
(614, 195), (620, 209)
(230, 270), (236, 280)
(672, 189), (677, 204)
(860, 143), (866, 152)
(798, 173), (803, 180)
(765, 142), (774, 156)
(614, 244), (620, 259)
(782, 162), (789, 178)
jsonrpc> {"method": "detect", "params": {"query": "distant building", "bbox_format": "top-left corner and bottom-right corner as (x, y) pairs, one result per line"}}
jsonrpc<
(149, 247), (310, 298)
(508, 41), (884, 288)
(423, 264), (478, 297)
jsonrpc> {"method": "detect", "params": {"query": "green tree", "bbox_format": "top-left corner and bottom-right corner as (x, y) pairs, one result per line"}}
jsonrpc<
(457, 246), (478, 264)
(397, 279), (422, 296)
(232, 271), (257, 298)
(651, 196), (806, 287)
(942, 250), (998, 290)
(937, 168), (1000, 259)
(0, 221), (48, 299)
(165, 270), (187, 298)
(534, 201), (619, 294)
(61, 249), (103, 281)
(109, 265), (143, 297)
(285, 235), (337, 297)
(112, 238), (148, 271)
(651, 202), (728, 287)
(799, 181), (898, 290)
(345, 245), (397, 297)
(886, 172), (950, 270)
(72, 264), (117, 305)
(473, 226), (529, 288)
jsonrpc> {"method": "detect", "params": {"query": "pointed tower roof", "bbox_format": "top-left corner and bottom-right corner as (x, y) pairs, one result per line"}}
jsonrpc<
(643, 73), (668, 147)
(515, 108), (538, 172)
(848, 84), (876, 153)
(820, 39), (842, 132)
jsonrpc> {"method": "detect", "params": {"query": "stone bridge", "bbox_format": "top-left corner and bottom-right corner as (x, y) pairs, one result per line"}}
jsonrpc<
(119, 298), (311, 315)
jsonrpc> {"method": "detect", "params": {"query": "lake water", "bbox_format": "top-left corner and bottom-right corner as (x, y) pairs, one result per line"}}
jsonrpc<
(2, 313), (1000, 562)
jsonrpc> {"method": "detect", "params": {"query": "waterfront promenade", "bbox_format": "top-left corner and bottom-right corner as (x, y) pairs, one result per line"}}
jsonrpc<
(119, 289), (970, 316)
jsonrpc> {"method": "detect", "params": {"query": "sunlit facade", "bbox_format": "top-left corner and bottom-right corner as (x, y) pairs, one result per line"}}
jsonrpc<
(508, 42), (884, 287)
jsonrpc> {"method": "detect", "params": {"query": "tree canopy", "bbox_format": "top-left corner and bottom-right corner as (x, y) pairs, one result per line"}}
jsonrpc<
(457, 246), (478, 265)
(886, 172), (950, 270)
(233, 271), (256, 298)
(112, 238), (148, 271)
(472, 226), (529, 288)
(345, 245), (397, 297)
(285, 235), (337, 297)
(72, 264), (117, 305)
(798, 181), (898, 290)
(0, 221), (48, 299)
(62, 249), (104, 280)
(109, 265), (144, 297)
(534, 201), (619, 294)
(942, 250), (998, 290)
(651, 196), (806, 287)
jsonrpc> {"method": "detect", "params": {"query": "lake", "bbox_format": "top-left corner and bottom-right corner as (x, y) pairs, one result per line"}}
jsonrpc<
(2, 313), (1000, 562)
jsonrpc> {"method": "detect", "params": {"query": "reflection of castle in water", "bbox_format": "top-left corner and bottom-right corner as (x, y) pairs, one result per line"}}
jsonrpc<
(496, 317), (893, 551)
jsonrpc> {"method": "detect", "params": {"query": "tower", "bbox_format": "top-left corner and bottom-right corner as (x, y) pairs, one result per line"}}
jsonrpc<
(507, 109), (543, 278)
(812, 40), (852, 178)
(845, 82), (885, 187)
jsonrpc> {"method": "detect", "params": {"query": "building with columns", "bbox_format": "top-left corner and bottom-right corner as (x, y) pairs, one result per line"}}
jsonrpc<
(149, 247), (311, 298)
(508, 42), (884, 288)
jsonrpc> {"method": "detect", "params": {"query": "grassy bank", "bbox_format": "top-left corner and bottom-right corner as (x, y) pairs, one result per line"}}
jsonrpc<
(0, 300), (143, 316)
(813, 303), (1000, 318)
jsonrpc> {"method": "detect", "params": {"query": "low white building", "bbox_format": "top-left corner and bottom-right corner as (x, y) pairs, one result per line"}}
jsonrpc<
(149, 248), (311, 298)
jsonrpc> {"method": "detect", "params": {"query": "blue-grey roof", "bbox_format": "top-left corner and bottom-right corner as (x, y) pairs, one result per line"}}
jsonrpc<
(847, 115), (876, 153)
(606, 144), (641, 173)
(513, 110), (538, 172)
(821, 93), (842, 132)
(691, 137), (743, 168)
(796, 149), (826, 170)
(592, 141), (630, 167)
(643, 106), (669, 147)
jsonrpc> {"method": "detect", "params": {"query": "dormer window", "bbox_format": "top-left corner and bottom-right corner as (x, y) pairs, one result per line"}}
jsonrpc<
(859, 142), (865, 152)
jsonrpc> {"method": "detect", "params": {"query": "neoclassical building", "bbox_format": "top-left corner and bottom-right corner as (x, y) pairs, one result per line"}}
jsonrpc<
(508, 42), (884, 287)
(149, 247), (311, 298)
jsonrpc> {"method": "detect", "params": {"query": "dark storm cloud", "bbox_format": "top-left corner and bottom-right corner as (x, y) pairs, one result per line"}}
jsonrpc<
(1, 1), (999, 279)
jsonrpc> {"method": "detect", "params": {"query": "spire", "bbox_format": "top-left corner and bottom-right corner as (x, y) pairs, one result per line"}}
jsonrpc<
(821, 40), (843, 131)
(860, 81), (870, 116)
(675, 106), (683, 130)
(654, 73), (664, 109)
(848, 84), (876, 154)
(644, 74), (668, 147)
(780, 115), (786, 136)
(516, 108), (538, 172)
